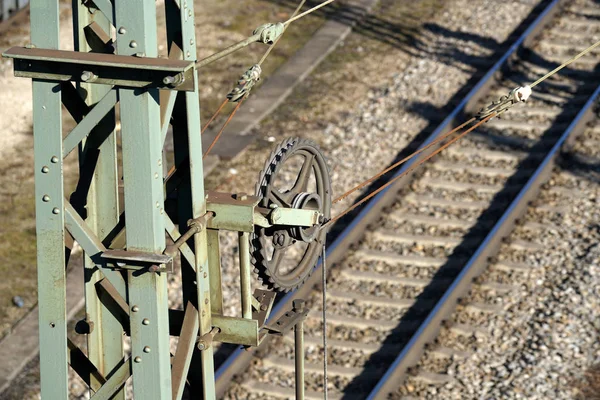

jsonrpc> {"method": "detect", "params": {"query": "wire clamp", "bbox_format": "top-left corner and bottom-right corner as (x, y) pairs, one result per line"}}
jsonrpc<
(476, 85), (532, 120)
(227, 64), (262, 102)
(253, 23), (285, 45)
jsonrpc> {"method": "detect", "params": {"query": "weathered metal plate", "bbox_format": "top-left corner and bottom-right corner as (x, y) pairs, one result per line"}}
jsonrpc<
(265, 306), (309, 336)
(206, 191), (260, 233)
(212, 315), (259, 347)
(101, 250), (173, 272)
(252, 289), (277, 328)
(2, 47), (195, 91)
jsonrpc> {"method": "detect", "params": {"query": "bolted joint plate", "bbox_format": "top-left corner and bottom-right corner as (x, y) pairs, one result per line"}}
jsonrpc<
(2, 47), (196, 91)
(101, 249), (173, 273)
(264, 303), (310, 336)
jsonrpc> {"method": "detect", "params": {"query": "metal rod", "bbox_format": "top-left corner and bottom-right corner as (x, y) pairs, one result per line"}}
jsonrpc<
(196, 33), (260, 68)
(239, 232), (252, 319)
(293, 300), (305, 400)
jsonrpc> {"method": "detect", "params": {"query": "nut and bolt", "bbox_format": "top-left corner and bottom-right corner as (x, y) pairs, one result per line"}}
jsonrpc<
(80, 71), (95, 82)
(163, 76), (176, 85)
(292, 299), (305, 312)
(149, 265), (160, 273)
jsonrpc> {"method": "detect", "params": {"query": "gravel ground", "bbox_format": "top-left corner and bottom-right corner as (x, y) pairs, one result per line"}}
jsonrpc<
(1, 0), (545, 397)
(392, 99), (600, 400)
(223, 0), (544, 398)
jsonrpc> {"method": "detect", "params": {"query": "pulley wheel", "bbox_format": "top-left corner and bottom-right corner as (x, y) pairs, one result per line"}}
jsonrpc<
(251, 137), (331, 292)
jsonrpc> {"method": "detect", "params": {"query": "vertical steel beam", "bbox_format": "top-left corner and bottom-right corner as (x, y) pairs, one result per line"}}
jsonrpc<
(239, 232), (252, 319)
(114, 0), (172, 397)
(293, 300), (305, 400)
(72, 3), (125, 398)
(207, 230), (223, 315)
(165, 0), (215, 396)
(30, 0), (68, 396)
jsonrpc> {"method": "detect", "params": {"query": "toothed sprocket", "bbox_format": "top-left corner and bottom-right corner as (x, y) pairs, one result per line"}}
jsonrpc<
(251, 137), (331, 292)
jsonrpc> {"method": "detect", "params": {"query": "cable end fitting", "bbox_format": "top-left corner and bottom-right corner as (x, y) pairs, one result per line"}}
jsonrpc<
(227, 64), (262, 102)
(513, 85), (532, 102)
(253, 23), (285, 45)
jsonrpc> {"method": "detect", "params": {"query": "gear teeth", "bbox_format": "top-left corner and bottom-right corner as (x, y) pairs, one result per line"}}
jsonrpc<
(251, 137), (332, 293)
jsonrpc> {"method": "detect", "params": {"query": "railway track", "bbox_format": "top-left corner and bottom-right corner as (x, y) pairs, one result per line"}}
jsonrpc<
(217, 0), (600, 398)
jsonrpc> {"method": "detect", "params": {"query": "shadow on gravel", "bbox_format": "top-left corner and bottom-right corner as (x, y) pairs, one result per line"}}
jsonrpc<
(261, 0), (542, 72)
(339, 26), (600, 400)
(573, 364), (600, 400)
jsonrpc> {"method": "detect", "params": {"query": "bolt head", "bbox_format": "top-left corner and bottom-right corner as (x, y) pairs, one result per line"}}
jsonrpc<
(42, 195), (50, 202)
(134, 356), (142, 363)
(142, 318), (150, 325)
(149, 265), (160, 273)
(143, 346), (151, 353)
(129, 40), (138, 48)
(118, 27), (127, 34)
(131, 305), (139, 312)
(41, 166), (49, 173)
(51, 156), (59, 163)
(80, 71), (93, 82)
(52, 208), (60, 215)
(260, 304), (267, 311)
(293, 299), (305, 311)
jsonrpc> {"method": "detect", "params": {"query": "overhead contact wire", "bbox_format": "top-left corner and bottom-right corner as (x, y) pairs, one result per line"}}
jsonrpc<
(325, 114), (495, 227)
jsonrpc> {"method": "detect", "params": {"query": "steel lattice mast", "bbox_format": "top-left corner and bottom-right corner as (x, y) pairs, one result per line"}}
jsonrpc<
(2, 0), (334, 396)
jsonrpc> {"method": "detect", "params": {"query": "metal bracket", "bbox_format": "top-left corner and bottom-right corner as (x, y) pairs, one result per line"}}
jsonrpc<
(252, 289), (277, 328)
(2, 47), (196, 91)
(206, 191), (322, 232)
(165, 211), (215, 256)
(101, 249), (173, 273)
(196, 327), (220, 351)
(264, 302), (309, 336)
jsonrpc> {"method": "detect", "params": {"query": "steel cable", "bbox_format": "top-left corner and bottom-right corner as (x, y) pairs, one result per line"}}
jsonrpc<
(324, 114), (495, 228)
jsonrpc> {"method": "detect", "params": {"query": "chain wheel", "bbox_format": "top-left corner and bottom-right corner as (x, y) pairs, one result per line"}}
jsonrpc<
(252, 137), (331, 292)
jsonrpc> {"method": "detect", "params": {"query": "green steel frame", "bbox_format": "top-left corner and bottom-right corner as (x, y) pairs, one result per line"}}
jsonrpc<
(2, 0), (316, 397)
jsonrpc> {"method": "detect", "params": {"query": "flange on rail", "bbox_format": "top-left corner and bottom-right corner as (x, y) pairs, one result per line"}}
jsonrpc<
(0, 0), (332, 396)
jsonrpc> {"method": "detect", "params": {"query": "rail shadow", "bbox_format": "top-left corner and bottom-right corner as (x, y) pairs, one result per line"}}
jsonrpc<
(339, 29), (600, 400)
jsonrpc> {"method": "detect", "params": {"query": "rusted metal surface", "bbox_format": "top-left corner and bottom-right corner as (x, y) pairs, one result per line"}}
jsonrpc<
(2, 47), (196, 91)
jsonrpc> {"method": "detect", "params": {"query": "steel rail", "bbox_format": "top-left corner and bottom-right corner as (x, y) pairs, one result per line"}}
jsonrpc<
(367, 72), (600, 400)
(214, 0), (562, 396)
